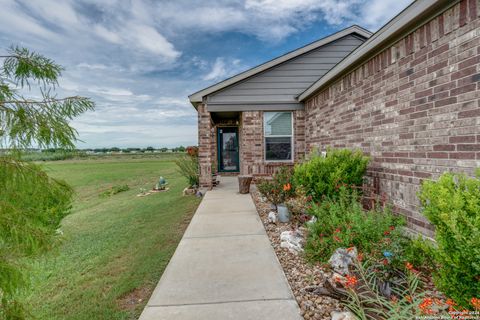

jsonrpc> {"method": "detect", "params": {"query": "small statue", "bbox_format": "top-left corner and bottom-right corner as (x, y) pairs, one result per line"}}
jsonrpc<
(155, 176), (168, 190)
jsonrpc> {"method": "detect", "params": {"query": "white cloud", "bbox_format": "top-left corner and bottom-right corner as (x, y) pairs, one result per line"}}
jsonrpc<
(125, 24), (181, 58)
(18, 0), (80, 29)
(0, 0), (59, 40)
(359, 0), (413, 30)
(77, 63), (108, 70)
(93, 25), (123, 44)
(203, 58), (243, 81)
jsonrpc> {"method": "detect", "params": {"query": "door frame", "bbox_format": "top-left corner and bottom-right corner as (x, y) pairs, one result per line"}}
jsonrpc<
(217, 126), (240, 173)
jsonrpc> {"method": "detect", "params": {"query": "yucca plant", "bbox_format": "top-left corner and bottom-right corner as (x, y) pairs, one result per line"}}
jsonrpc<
(340, 260), (448, 320)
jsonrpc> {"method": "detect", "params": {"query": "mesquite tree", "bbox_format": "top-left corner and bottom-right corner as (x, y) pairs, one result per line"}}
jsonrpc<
(0, 46), (94, 319)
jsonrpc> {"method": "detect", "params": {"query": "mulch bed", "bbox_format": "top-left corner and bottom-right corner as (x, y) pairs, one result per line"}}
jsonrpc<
(251, 185), (346, 320)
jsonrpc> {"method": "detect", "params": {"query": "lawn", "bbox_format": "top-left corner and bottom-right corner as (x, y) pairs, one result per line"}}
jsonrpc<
(20, 154), (201, 320)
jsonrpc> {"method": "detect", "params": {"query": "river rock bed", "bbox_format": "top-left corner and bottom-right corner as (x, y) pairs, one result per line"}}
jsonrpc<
(250, 186), (346, 320)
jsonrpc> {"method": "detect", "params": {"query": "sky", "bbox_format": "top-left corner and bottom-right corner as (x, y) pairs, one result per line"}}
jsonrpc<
(0, 0), (412, 149)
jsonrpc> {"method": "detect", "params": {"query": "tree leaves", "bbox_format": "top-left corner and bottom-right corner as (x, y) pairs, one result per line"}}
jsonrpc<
(0, 46), (93, 319)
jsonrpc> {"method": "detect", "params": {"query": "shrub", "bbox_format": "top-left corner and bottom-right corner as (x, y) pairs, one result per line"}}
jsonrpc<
(256, 166), (295, 207)
(418, 172), (480, 309)
(400, 236), (436, 272)
(293, 148), (369, 201)
(175, 154), (199, 187)
(305, 190), (405, 263)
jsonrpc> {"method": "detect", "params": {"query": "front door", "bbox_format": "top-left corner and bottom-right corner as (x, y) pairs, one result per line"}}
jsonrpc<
(218, 127), (239, 172)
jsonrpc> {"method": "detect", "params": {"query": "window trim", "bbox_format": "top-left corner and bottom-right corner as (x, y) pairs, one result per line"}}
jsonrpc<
(263, 111), (294, 163)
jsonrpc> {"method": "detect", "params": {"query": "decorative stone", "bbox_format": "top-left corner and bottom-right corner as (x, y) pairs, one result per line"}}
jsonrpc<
(331, 311), (356, 320)
(183, 187), (196, 196)
(267, 211), (277, 223)
(280, 230), (303, 253)
(328, 247), (358, 275)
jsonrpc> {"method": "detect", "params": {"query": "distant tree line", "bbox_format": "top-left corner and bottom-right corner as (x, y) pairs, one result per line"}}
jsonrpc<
(83, 146), (188, 153)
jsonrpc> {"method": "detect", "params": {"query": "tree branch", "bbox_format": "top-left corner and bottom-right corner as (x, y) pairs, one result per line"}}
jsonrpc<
(0, 96), (83, 105)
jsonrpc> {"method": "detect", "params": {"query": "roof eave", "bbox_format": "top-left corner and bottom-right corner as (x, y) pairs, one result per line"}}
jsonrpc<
(298, 0), (458, 102)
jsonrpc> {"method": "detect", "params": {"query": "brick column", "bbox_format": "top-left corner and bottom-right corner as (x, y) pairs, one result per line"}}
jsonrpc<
(197, 104), (213, 189)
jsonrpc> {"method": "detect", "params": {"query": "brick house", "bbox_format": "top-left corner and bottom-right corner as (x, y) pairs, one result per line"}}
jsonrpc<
(189, 0), (480, 236)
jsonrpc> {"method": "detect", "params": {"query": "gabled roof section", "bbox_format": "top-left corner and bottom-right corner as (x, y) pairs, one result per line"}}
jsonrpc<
(298, 0), (457, 101)
(189, 25), (372, 106)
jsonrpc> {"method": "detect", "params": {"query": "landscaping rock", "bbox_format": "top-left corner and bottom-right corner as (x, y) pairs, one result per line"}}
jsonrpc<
(331, 311), (356, 320)
(280, 230), (303, 253)
(328, 247), (357, 276)
(250, 185), (344, 319)
(182, 187), (196, 196)
(267, 211), (277, 224)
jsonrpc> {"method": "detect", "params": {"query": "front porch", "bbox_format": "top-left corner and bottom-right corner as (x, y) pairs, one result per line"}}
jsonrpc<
(197, 105), (304, 189)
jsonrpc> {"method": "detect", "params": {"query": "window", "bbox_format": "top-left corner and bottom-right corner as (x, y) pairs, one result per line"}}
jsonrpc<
(264, 112), (293, 161)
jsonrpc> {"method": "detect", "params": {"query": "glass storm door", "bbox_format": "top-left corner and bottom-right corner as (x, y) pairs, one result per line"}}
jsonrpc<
(218, 127), (239, 172)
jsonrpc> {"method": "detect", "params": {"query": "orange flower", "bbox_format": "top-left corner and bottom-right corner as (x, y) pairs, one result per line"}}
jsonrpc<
(389, 226), (395, 231)
(283, 183), (291, 191)
(445, 299), (456, 306)
(419, 297), (434, 315)
(405, 262), (419, 274)
(333, 236), (341, 242)
(405, 295), (413, 303)
(471, 297), (480, 310)
(344, 275), (358, 288)
(346, 247), (355, 252)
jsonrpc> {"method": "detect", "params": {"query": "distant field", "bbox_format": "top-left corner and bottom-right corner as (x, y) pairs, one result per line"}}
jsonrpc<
(19, 151), (184, 162)
(20, 154), (201, 320)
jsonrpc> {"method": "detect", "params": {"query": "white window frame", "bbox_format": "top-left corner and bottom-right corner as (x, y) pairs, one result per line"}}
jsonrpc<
(263, 111), (294, 163)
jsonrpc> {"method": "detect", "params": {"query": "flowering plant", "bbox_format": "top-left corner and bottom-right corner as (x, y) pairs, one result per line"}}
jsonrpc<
(257, 166), (295, 207)
(341, 258), (451, 320)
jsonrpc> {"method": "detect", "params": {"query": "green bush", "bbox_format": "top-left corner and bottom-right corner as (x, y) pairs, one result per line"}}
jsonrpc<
(293, 148), (369, 201)
(419, 172), (480, 308)
(175, 154), (199, 187)
(400, 236), (436, 272)
(305, 190), (405, 263)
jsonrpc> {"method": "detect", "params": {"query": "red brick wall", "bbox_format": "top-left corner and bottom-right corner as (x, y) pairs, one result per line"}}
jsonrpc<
(305, 0), (480, 235)
(240, 110), (305, 177)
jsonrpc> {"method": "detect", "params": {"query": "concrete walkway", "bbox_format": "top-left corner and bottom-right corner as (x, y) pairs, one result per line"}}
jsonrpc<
(139, 176), (301, 320)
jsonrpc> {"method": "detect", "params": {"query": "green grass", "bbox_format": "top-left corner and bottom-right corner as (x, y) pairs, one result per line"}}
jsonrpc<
(20, 155), (201, 320)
